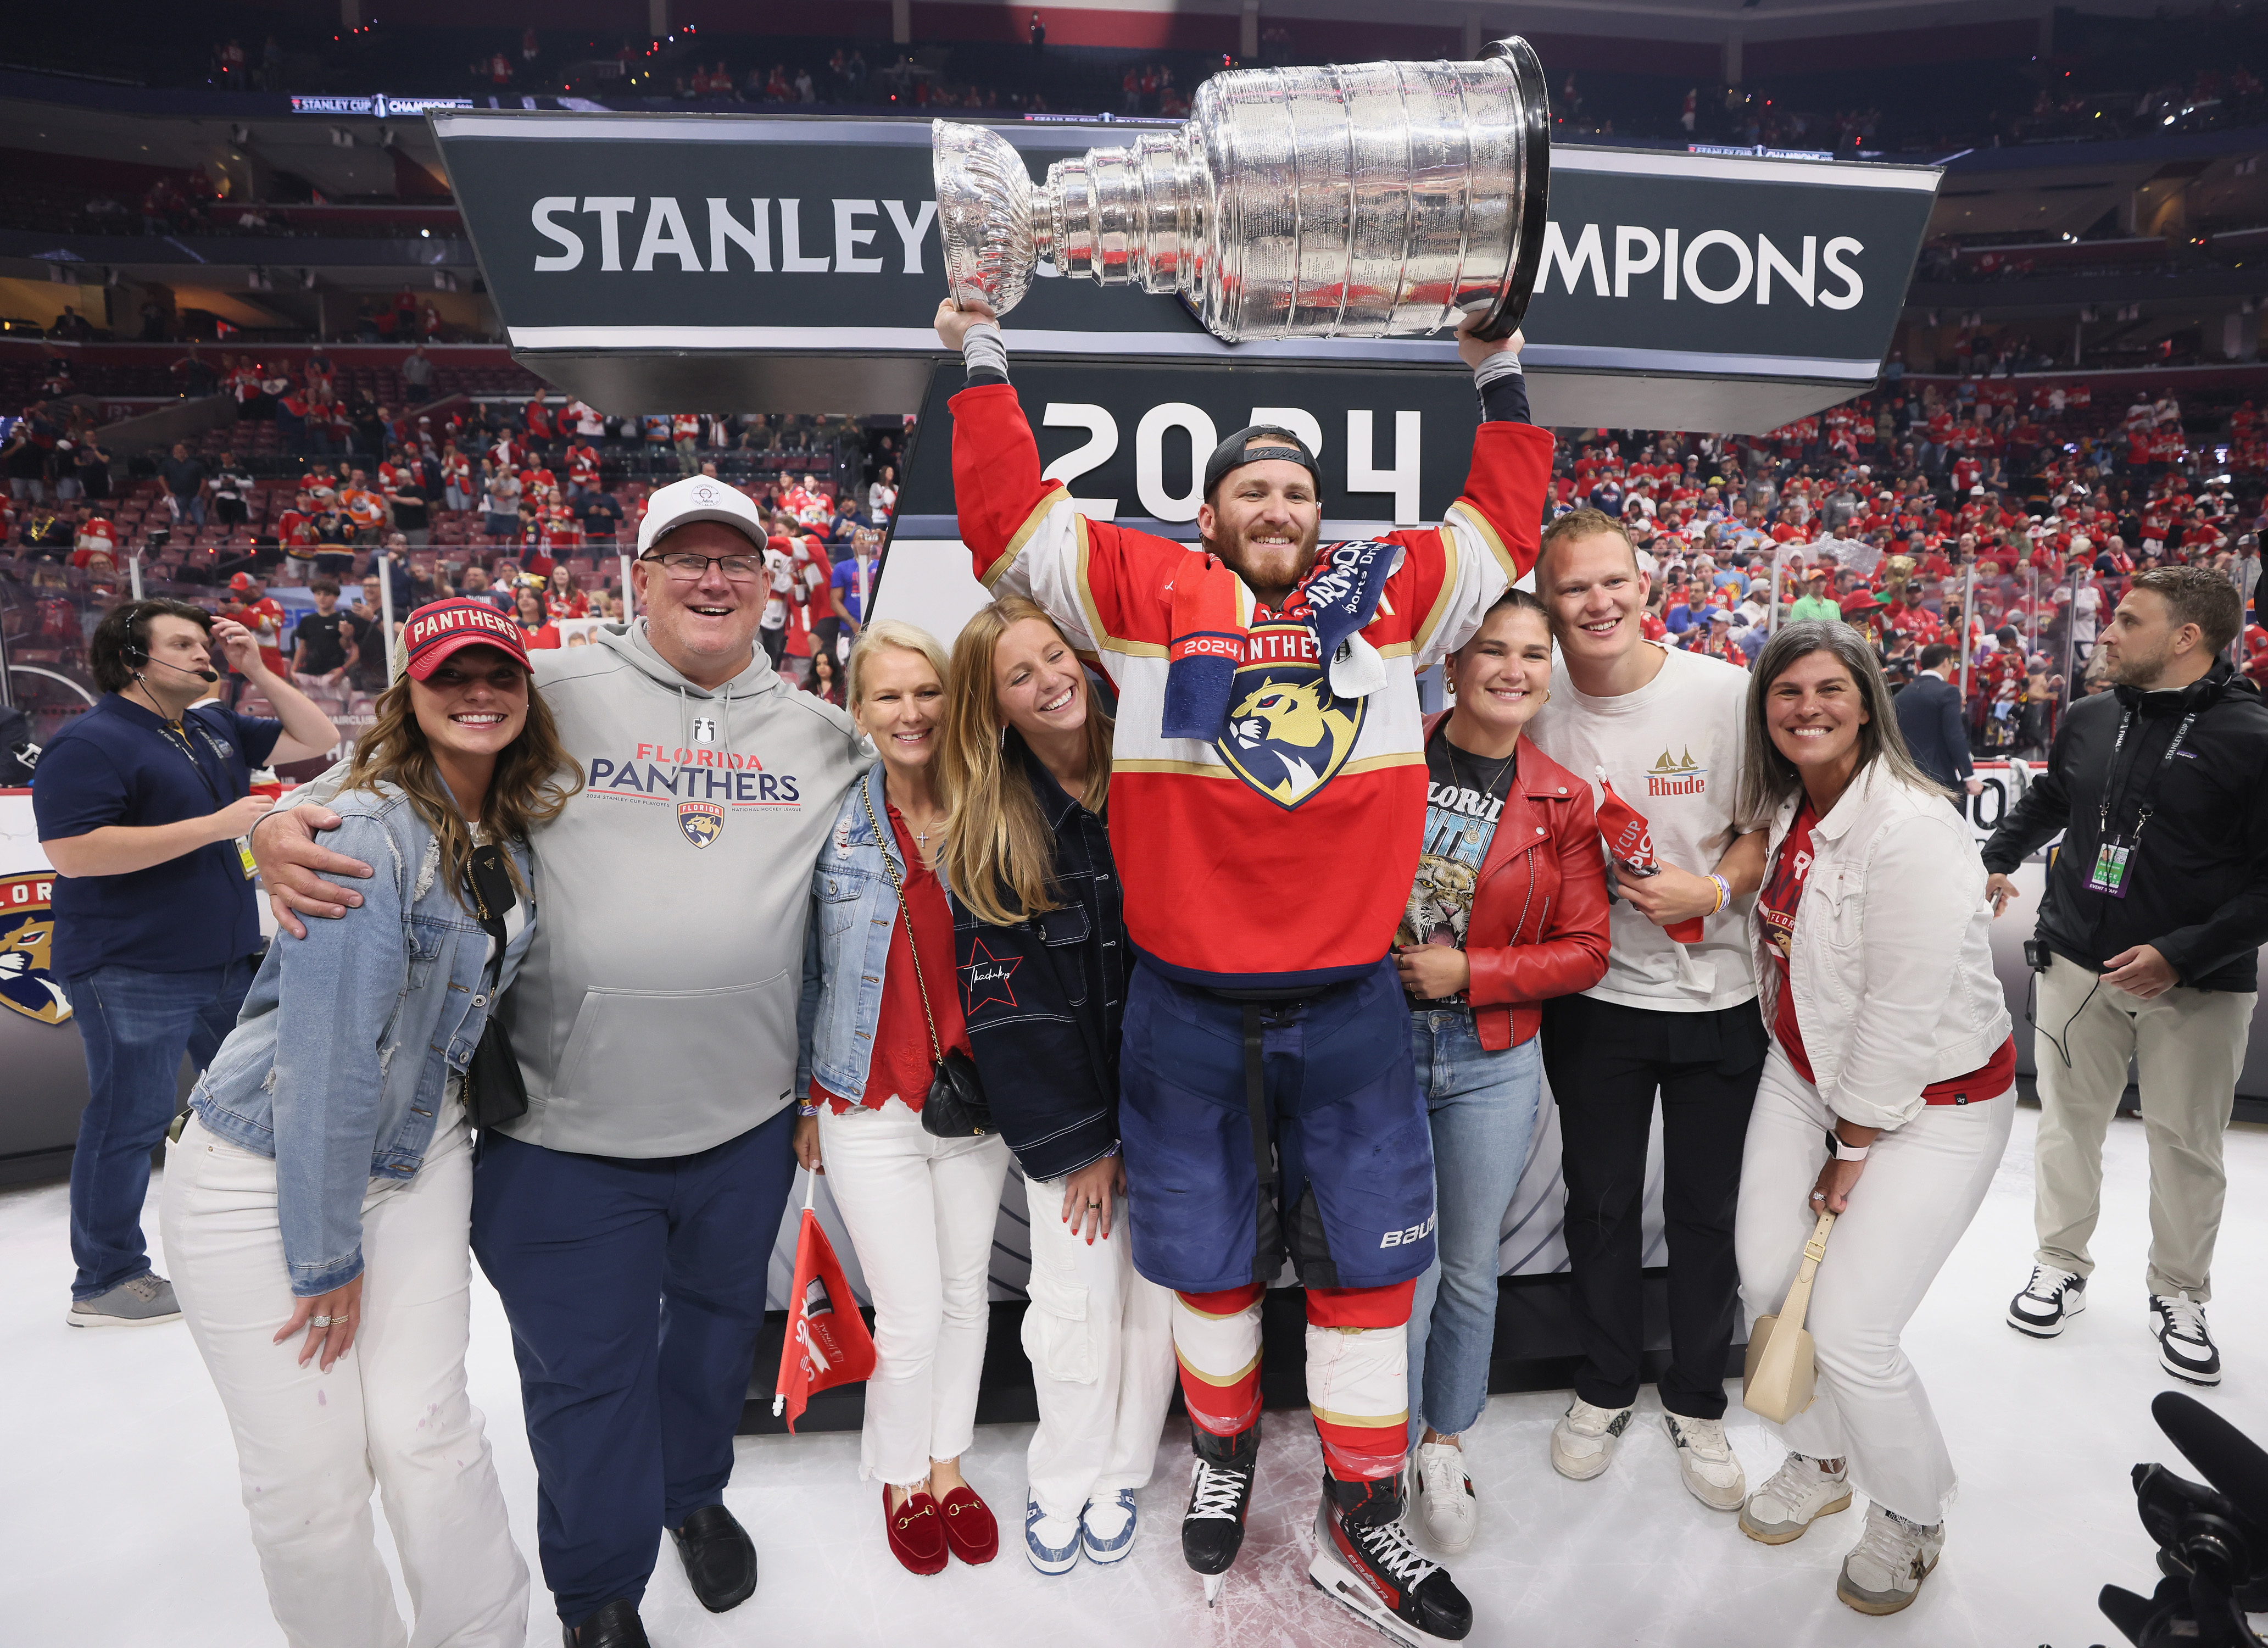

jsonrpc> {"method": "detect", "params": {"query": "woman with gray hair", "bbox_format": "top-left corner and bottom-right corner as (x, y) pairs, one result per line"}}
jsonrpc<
(1729, 621), (2016, 1617)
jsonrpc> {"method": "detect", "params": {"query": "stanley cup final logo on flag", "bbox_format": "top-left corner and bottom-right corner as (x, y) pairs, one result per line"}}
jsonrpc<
(677, 800), (725, 848)
(772, 1204), (876, 1433)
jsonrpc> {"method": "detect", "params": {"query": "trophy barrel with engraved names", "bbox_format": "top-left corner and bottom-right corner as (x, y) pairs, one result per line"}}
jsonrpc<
(932, 37), (1551, 345)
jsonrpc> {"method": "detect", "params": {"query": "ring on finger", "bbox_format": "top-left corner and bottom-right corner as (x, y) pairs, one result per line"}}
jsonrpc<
(310, 1315), (334, 1327)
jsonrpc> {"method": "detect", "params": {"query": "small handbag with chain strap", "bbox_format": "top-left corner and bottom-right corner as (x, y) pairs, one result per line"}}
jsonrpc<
(861, 782), (991, 1139)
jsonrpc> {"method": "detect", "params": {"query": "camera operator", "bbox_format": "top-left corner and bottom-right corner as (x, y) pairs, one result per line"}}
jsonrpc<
(1983, 567), (2268, 1386)
(32, 599), (338, 1328)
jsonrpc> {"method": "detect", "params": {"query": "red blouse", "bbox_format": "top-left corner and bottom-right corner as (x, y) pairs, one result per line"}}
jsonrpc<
(1760, 797), (2015, 1106)
(810, 804), (969, 1115)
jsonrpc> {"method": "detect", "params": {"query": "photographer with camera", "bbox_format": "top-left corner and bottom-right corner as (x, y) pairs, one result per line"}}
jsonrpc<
(1984, 568), (2268, 1386)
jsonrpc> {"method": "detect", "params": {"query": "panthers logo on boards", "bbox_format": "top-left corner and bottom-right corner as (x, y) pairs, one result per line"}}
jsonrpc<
(0, 873), (71, 1025)
(1214, 624), (1364, 810)
(678, 800), (725, 849)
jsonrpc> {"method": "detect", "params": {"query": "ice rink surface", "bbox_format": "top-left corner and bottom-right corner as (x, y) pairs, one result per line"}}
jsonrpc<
(4, 1101), (2263, 1648)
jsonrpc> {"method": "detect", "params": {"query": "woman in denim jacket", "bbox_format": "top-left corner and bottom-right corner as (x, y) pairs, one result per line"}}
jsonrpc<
(796, 620), (1011, 1577)
(161, 599), (578, 1648)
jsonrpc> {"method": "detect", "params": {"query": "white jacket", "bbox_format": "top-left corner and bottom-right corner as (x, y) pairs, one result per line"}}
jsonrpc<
(1754, 760), (2011, 1129)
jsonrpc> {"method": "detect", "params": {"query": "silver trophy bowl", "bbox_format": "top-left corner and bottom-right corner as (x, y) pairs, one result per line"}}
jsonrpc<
(933, 37), (1551, 343)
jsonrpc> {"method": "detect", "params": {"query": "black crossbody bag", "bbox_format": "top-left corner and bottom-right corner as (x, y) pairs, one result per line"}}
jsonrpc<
(861, 782), (991, 1139)
(462, 843), (529, 1128)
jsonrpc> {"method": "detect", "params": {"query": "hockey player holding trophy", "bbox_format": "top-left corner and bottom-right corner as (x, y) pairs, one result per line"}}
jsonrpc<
(930, 38), (1553, 1645)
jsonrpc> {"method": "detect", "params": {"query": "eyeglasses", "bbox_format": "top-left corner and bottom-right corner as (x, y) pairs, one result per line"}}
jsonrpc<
(639, 550), (763, 582)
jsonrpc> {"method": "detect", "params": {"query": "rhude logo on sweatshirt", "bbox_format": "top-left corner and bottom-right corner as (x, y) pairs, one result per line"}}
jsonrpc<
(1646, 747), (1709, 798)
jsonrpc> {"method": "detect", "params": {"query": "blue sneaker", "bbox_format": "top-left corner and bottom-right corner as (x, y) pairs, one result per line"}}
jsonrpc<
(1080, 1488), (1138, 1565)
(1025, 1496), (1082, 1575)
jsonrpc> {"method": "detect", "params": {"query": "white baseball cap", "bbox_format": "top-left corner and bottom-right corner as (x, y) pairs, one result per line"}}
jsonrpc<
(636, 475), (767, 556)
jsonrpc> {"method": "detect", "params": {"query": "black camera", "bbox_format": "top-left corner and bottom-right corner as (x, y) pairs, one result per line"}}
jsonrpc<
(2102, 1393), (2268, 1647)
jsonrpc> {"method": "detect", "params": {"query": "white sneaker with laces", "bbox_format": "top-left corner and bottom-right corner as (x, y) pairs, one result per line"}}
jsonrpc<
(1550, 1399), (1635, 1482)
(1836, 1502), (1944, 1616)
(2007, 1263), (2086, 1338)
(2150, 1292), (2222, 1386)
(1662, 1413), (1745, 1510)
(1408, 1439), (1478, 1554)
(1739, 1452), (1852, 1544)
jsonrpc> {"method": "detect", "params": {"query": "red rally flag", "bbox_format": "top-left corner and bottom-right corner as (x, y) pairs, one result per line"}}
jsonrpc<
(771, 1183), (877, 1434)
(1592, 767), (1705, 945)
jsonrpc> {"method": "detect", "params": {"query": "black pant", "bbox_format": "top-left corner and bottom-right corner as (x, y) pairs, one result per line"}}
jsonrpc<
(1540, 992), (1767, 1420)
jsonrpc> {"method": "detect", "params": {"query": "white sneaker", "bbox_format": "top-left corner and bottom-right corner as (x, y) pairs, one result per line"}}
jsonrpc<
(1550, 1399), (1635, 1482)
(2006, 1264), (2086, 1338)
(1662, 1413), (1745, 1510)
(2150, 1292), (2223, 1386)
(1407, 1439), (1478, 1554)
(1740, 1452), (1853, 1545)
(1836, 1503), (1944, 1616)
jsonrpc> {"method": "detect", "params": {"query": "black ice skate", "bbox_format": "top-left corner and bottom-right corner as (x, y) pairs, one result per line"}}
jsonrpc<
(1309, 1471), (1473, 1645)
(1182, 1420), (1260, 1605)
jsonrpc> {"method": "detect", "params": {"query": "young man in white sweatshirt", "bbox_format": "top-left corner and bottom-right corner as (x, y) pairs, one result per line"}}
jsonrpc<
(1523, 508), (1769, 1513)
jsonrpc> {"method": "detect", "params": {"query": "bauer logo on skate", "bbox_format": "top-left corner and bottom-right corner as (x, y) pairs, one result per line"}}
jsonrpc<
(1380, 1210), (1438, 1249)
(1214, 625), (1364, 810)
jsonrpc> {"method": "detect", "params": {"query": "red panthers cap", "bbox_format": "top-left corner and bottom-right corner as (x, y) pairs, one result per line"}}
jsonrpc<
(398, 597), (531, 681)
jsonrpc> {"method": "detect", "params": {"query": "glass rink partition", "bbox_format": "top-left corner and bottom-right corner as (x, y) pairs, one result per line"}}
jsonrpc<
(1, 94), (2253, 1426)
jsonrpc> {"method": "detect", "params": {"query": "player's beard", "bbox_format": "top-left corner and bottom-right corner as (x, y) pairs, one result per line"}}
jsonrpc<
(1210, 513), (1322, 603)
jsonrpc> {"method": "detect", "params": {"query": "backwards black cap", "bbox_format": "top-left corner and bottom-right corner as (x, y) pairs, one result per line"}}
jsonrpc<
(1202, 424), (1323, 506)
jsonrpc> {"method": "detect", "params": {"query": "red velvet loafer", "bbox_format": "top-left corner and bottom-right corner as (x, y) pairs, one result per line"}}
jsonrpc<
(936, 1484), (999, 1566)
(883, 1486), (948, 1576)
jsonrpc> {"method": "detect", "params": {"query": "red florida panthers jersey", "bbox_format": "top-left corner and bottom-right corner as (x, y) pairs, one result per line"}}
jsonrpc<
(951, 382), (1552, 989)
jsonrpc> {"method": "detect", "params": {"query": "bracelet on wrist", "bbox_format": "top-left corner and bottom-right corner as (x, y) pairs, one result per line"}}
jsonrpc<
(1707, 873), (1731, 915)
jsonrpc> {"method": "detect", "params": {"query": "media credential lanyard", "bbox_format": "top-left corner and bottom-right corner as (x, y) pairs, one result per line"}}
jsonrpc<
(157, 712), (258, 881)
(2087, 705), (2198, 899)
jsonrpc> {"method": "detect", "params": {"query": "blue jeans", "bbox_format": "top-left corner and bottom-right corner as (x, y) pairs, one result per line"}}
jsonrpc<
(65, 957), (256, 1300)
(1405, 1010), (1544, 1440)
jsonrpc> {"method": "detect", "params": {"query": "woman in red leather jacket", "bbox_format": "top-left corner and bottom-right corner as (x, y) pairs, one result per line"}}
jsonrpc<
(1393, 588), (1612, 1553)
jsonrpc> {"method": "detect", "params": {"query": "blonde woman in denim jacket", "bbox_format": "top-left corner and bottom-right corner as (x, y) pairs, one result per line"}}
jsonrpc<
(161, 601), (578, 1648)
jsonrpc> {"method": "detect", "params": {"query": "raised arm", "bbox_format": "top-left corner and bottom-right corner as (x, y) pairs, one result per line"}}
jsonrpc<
(938, 300), (1134, 657)
(1406, 316), (1556, 669)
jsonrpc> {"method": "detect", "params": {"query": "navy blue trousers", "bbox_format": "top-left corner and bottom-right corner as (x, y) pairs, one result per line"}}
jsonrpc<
(1119, 957), (1436, 1295)
(470, 1108), (798, 1627)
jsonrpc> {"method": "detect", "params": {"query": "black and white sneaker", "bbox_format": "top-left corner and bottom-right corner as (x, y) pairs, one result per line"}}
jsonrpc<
(1310, 1472), (1472, 1645)
(1183, 1422), (1259, 1604)
(2150, 1293), (2222, 1387)
(2007, 1265), (2086, 1338)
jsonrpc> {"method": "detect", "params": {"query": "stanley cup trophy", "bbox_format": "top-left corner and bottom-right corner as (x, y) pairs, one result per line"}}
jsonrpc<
(932, 37), (1550, 344)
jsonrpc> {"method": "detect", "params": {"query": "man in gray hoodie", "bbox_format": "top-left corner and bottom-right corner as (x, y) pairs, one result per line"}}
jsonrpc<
(255, 476), (867, 1648)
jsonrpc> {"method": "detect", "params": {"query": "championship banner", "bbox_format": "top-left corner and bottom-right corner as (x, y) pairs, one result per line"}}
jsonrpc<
(430, 112), (1939, 435)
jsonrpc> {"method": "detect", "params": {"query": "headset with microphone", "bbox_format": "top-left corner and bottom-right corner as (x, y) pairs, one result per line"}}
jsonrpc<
(122, 613), (221, 686)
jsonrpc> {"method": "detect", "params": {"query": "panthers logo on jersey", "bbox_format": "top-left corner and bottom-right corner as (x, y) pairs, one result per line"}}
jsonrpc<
(0, 873), (71, 1025)
(1214, 626), (1364, 810)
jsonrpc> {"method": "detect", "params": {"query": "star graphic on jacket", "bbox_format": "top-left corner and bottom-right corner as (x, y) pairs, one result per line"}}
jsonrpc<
(960, 936), (1022, 1015)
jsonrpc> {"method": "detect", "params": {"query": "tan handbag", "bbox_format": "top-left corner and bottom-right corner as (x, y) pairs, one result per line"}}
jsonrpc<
(1743, 1210), (1837, 1424)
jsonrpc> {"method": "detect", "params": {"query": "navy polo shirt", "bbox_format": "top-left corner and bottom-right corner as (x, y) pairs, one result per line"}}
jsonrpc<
(32, 695), (283, 978)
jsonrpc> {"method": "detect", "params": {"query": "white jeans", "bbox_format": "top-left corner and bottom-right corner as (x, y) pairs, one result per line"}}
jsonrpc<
(817, 1099), (1012, 1488)
(1021, 1170), (1176, 1521)
(159, 1111), (527, 1648)
(1734, 1046), (2014, 1525)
